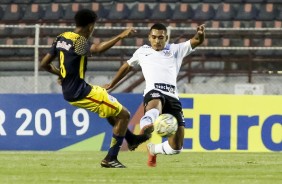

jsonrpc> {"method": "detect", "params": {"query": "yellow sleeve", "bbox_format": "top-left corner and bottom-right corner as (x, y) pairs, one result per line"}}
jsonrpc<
(74, 36), (88, 56)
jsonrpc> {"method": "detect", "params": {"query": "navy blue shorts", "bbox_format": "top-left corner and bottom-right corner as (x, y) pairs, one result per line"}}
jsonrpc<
(143, 90), (185, 126)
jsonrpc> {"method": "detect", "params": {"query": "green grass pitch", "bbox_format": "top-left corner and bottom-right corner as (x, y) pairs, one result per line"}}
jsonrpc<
(0, 151), (281, 184)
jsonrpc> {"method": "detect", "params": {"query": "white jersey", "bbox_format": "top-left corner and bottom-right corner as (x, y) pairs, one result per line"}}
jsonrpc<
(127, 40), (194, 99)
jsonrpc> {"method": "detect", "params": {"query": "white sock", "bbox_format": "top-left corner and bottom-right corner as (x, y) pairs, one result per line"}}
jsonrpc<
(154, 141), (182, 155)
(140, 108), (159, 130)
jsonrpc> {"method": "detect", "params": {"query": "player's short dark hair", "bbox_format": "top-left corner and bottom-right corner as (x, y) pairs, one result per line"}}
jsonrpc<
(150, 23), (167, 32)
(74, 9), (97, 27)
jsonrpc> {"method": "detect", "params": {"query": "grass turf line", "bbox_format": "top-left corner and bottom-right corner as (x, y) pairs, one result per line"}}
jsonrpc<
(0, 152), (281, 184)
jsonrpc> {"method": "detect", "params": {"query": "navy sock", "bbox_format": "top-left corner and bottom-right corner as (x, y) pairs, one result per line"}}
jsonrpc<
(105, 134), (124, 161)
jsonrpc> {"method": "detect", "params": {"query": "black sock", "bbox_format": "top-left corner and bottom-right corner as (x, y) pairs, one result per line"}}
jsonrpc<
(125, 130), (135, 144)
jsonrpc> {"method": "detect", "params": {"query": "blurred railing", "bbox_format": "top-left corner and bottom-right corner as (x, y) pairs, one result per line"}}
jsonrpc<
(0, 24), (282, 94)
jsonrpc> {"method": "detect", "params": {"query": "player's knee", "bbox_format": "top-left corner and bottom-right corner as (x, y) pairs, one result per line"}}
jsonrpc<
(118, 107), (131, 122)
(124, 108), (131, 120)
(144, 108), (160, 122)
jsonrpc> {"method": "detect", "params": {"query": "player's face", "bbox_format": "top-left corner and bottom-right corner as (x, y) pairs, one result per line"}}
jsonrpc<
(149, 29), (167, 51)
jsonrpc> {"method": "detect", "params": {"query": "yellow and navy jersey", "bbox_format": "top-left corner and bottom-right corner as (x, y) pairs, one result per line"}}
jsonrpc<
(49, 32), (92, 101)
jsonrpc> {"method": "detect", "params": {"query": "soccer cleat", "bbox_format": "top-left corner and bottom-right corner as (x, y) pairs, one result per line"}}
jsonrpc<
(140, 124), (154, 135)
(127, 133), (151, 151)
(100, 159), (126, 168)
(147, 143), (157, 167)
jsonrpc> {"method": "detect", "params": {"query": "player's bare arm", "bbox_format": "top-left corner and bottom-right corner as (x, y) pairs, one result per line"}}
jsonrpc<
(40, 53), (61, 77)
(90, 27), (136, 54)
(104, 62), (133, 90)
(190, 24), (205, 49)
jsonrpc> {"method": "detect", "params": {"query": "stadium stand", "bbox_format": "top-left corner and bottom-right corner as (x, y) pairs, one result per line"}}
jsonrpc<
(14, 38), (34, 57)
(0, 6), (4, 20)
(74, 0), (92, 2)
(180, 0), (202, 2)
(0, 0), (281, 86)
(149, 3), (173, 20)
(229, 38), (251, 57)
(62, 3), (82, 21)
(276, 7), (282, 21)
(107, 3), (130, 20)
(202, 0), (223, 2)
(0, 38), (16, 57)
(214, 3), (237, 20)
(172, 3), (194, 21)
(22, 4), (44, 22)
(32, 0), (53, 3)
(193, 4), (215, 21)
(235, 3), (258, 20)
(267, 0), (281, 2)
(11, 23), (35, 37)
(272, 39), (282, 56)
(244, 0), (265, 2)
(41, 3), (64, 21)
(223, 0), (243, 3)
(0, 26), (11, 38)
(2, 4), (23, 22)
(253, 38), (274, 57)
(90, 0), (112, 2)
(53, 0), (73, 2)
(127, 3), (151, 20)
(257, 3), (277, 21)
(93, 22), (134, 39)
(13, 0), (33, 3)
(87, 2), (109, 20)
(1, 0), (13, 3)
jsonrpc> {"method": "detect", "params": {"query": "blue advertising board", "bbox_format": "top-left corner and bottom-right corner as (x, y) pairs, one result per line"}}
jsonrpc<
(0, 94), (142, 151)
(0, 94), (281, 152)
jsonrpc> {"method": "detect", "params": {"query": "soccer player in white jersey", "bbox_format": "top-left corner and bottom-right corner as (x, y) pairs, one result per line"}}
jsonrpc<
(104, 23), (205, 167)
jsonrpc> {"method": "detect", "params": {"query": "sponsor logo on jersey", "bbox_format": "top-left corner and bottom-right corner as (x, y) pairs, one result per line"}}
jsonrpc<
(150, 92), (161, 98)
(56, 41), (72, 51)
(162, 50), (173, 57)
(108, 95), (117, 102)
(155, 83), (175, 94)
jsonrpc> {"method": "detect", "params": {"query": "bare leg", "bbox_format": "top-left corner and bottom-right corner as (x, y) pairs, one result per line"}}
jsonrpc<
(144, 99), (162, 113)
(168, 125), (185, 150)
(140, 99), (162, 134)
(109, 107), (130, 136)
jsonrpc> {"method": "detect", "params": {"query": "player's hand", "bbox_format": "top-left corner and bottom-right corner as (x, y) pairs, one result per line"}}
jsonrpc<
(57, 77), (62, 86)
(103, 83), (112, 90)
(197, 24), (205, 35)
(119, 27), (137, 39)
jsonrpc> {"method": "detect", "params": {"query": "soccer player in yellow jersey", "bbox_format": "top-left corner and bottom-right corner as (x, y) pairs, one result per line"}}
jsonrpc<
(40, 9), (150, 168)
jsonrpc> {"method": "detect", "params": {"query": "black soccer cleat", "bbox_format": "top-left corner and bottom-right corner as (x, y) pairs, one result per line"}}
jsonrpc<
(127, 133), (152, 151)
(100, 159), (126, 168)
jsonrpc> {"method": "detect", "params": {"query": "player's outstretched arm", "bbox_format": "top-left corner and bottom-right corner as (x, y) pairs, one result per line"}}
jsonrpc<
(90, 27), (136, 54)
(190, 24), (205, 49)
(104, 62), (133, 90)
(40, 53), (61, 77)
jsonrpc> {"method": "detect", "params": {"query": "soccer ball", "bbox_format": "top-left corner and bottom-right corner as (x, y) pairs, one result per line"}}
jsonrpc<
(154, 114), (178, 137)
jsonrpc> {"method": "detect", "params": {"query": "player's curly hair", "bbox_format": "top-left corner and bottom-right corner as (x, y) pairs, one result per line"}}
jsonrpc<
(150, 23), (167, 32)
(74, 9), (97, 27)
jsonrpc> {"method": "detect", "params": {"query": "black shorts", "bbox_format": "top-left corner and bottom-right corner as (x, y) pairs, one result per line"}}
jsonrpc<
(143, 90), (185, 126)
